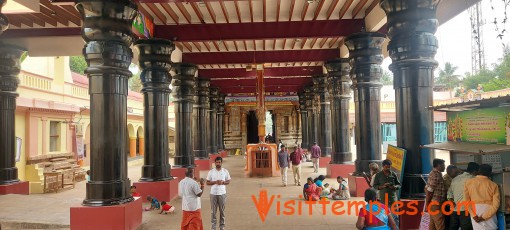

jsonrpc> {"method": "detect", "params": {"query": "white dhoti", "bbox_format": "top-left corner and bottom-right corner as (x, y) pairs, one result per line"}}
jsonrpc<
(471, 204), (498, 230)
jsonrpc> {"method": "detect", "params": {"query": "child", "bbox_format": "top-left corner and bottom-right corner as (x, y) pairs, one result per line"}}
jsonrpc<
(86, 170), (90, 182)
(321, 183), (331, 199)
(159, 201), (175, 214)
(147, 195), (160, 210)
(130, 185), (141, 197)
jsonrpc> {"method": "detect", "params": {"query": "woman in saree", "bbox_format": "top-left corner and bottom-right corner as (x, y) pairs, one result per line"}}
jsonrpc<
(303, 177), (321, 201)
(356, 188), (397, 230)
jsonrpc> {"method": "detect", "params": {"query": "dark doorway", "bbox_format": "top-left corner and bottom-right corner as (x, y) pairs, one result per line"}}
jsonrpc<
(247, 111), (259, 144)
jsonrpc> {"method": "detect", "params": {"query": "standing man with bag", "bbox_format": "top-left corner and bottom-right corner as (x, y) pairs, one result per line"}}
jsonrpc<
(290, 144), (304, 186)
(206, 157), (231, 230)
(425, 159), (447, 230)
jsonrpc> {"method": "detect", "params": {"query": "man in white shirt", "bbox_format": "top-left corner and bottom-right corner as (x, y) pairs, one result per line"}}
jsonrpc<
(206, 156), (231, 230)
(179, 168), (204, 230)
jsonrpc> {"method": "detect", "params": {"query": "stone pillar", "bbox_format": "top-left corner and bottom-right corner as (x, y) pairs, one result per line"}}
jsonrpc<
(194, 78), (210, 159)
(76, 0), (137, 206)
(209, 88), (219, 154)
(326, 58), (352, 164)
(313, 75), (332, 157)
(381, 0), (438, 197)
(345, 32), (385, 175)
(171, 63), (197, 168)
(136, 38), (174, 182)
(218, 94), (225, 150)
(0, 16), (24, 185)
(298, 92), (308, 150)
(305, 86), (317, 149)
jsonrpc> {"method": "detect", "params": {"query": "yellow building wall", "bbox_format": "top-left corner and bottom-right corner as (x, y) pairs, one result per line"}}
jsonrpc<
(15, 111), (26, 181)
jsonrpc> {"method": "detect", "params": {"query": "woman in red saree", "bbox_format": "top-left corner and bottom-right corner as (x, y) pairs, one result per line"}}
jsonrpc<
(303, 177), (322, 201)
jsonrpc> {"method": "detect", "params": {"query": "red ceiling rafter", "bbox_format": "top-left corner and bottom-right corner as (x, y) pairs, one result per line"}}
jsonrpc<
(301, 2), (309, 21)
(160, 3), (180, 24)
(192, 42), (202, 51)
(24, 14), (44, 27)
(204, 1), (216, 23)
(60, 5), (80, 19)
(282, 38), (287, 49)
(212, 41), (221, 51)
(182, 49), (339, 65)
(137, 3), (155, 22)
(175, 2), (192, 24)
(325, 0), (340, 20)
(263, 40), (266, 50)
(40, 4), (68, 26)
(313, 0), (325, 20)
(234, 0), (242, 23)
(189, 2), (205, 24)
(276, 0), (281, 22)
(248, 0), (254, 23)
(223, 41), (230, 51)
(328, 37), (339, 48)
(243, 40), (248, 50)
(365, 0), (380, 16)
(233, 41), (239, 51)
(33, 13), (57, 27)
(40, 0), (80, 25)
(253, 40), (256, 50)
(309, 37), (318, 48)
(288, 0), (295, 21)
(199, 66), (323, 78)
(300, 37), (307, 49)
(319, 37), (328, 48)
(182, 42), (193, 52)
(175, 43), (183, 51)
(263, 0), (267, 22)
(339, 0), (354, 19)
(18, 15), (35, 27)
(352, 0), (368, 18)
(146, 3), (167, 24)
(219, 0), (230, 23)
(273, 39), (277, 50)
(291, 38), (297, 49)
(155, 19), (364, 42)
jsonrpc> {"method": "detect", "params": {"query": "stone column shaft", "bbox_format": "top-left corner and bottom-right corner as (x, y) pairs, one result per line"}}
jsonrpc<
(326, 58), (352, 164)
(76, 0), (137, 206)
(218, 94), (225, 150)
(298, 93), (308, 150)
(313, 75), (332, 156)
(136, 38), (174, 181)
(171, 63), (197, 167)
(209, 88), (219, 154)
(345, 32), (385, 175)
(305, 86), (318, 149)
(194, 78), (210, 159)
(381, 0), (438, 197)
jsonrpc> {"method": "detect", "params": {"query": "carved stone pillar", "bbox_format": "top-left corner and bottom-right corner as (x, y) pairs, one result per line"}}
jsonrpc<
(326, 58), (352, 164)
(298, 92), (308, 150)
(194, 78), (210, 159)
(209, 88), (219, 154)
(305, 86), (318, 149)
(76, 0), (137, 206)
(136, 38), (174, 182)
(217, 94), (225, 150)
(0, 11), (24, 185)
(171, 63), (197, 168)
(313, 75), (332, 157)
(345, 32), (385, 175)
(381, 0), (438, 197)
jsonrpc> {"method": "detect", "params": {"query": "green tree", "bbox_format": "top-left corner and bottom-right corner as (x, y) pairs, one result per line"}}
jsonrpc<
(461, 51), (510, 91)
(382, 70), (393, 85)
(436, 62), (461, 90)
(69, 56), (87, 74)
(128, 64), (143, 92)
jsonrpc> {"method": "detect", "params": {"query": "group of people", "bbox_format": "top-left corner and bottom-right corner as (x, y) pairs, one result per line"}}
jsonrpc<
(178, 156), (231, 230)
(276, 141), (323, 187)
(356, 158), (500, 230)
(425, 159), (500, 230)
(302, 175), (351, 201)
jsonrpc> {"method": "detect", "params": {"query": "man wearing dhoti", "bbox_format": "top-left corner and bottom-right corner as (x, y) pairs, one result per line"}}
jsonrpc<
(464, 164), (500, 230)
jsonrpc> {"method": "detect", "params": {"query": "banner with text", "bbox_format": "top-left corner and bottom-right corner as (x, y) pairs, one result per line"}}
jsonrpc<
(386, 144), (406, 198)
(447, 107), (510, 144)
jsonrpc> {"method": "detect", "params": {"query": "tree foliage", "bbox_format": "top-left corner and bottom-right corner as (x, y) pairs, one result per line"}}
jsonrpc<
(435, 62), (461, 90)
(69, 56), (87, 74)
(462, 51), (510, 91)
(382, 70), (393, 85)
(128, 64), (143, 92)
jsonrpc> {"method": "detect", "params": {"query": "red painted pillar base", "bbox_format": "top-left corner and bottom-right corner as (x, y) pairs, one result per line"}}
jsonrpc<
(347, 173), (370, 197)
(209, 154), (221, 165)
(399, 199), (425, 230)
(319, 156), (331, 168)
(220, 150), (228, 158)
(133, 179), (179, 203)
(70, 197), (142, 230)
(172, 167), (200, 181)
(327, 164), (355, 179)
(195, 159), (211, 172)
(0, 181), (29, 195)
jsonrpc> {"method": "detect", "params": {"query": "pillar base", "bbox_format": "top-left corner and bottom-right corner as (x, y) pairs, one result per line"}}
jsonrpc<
(220, 150), (228, 158)
(399, 199), (425, 230)
(133, 179), (178, 203)
(347, 173), (370, 197)
(172, 167), (200, 181)
(195, 159), (211, 171)
(327, 164), (355, 179)
(0, 181), (29, 195)
(70, 197), (142, 230)
(209, 153), (221, 165)
(319, 156), (331, 168)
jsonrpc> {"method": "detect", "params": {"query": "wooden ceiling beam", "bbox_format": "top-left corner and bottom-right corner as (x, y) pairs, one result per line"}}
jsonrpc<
(339, 0), (354, 19)
(146, 3), (167, 24)
(40, 0), (80, 25)
(219, 0), (230, 23)
(160, 3), (180, 24)
(137, 4), (155, 22)
(32, 13), (57, 27)
(288, 0), (295, 21)
(175, 2), (192, 24)
(22, 14), (44, 27)
(204, 1), (216, 23)
(352, 0), (369, 18)
(325, 0), (339, 20)
(276, 0), (281, 22)
(234, 0), (242, 23)
(365, 0), (380, 16)
(248, 0), (254, 23)
(189, 2), (205, 24)
(300, 38), (307, 49)
(301, 2), (309, 21)
(40, 5), (68, 26)
(309, 37), (318, 48)
(263, 0), (266, 22)
(312, 0), (325, 20)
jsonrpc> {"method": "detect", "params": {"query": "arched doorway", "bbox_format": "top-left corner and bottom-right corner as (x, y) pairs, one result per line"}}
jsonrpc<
(136, 126), (144, 156)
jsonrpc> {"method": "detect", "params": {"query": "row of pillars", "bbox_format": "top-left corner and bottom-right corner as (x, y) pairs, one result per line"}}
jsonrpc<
(298, 1), (439, 197)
